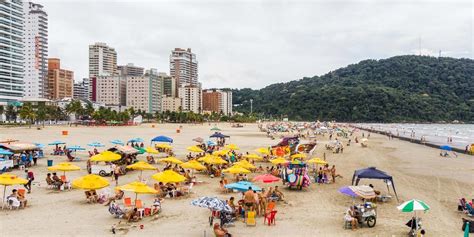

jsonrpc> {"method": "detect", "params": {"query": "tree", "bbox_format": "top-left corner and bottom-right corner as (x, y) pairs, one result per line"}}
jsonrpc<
(65, 100), (84, 120)
(5, 105), (17, 122)
(19, 103), (36, 128)
(36, 103), (48, 127)
(0, 105), (4, 122)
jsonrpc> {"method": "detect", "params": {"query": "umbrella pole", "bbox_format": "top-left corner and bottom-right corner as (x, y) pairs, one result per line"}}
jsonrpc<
(134, 193), (138, 206)
(2, 185), (6, 209)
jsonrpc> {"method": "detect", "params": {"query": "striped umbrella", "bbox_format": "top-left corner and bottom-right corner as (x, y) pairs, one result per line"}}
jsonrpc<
(397, 199), (430, 212)
(191, 196), (232, 212)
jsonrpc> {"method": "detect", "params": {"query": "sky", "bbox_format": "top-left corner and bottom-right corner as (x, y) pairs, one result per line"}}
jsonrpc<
(37, 0), (473, 89)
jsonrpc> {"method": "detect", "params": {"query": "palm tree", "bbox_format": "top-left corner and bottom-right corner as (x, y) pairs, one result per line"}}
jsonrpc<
(5, 105), (17, 122)
(84, 102), (94, 118)
(36, 103), (47, 127)
(19, 103), (36, 128)
(65, 100), (83, 120)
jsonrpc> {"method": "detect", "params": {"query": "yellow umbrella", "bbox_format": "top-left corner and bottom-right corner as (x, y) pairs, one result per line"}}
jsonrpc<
(187, 145), (204, 153)
(307, 157), (327, 165)
(243, 153), (263, 161)
(256, 147), (270, 155)
(145, 146), (158, 154)
(126, 161), (157, 176)
(72, 174), (110, 190)
(223, 165), (251, 174)
(270, 157), (288, 165)
(212, 149), (230, 156)
(291, 153), (307, 159)
(234, 160), (256, 170)
(152, 170), (186, 184)
(159, 157), (183, 164)
(202, 155), (227, 165)
(197, 154), (212, 162)
(0, 173), (28, 209)
(90, 151), (121, 162)
(225, 144), (240, 150)
(180, 160), (206, 171)
(156, 143), (172, 149)
(116, 181), (158, 204)
(47, 162), (81, 176)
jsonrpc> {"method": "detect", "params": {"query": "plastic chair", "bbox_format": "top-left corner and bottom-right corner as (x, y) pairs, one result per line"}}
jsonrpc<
(60, 175), (67, 182)
(266, 201), (276, 212)
(144, 207), (151, 216)
(246, 211), (256, 226)
(135, 199), (143, 209)
(123, 197), (132, 207)
(264, 210), (277, 226)
(17, 189), (26, 196)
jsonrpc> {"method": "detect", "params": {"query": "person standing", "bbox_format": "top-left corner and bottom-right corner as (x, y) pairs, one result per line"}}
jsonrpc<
(24, 169), (34, 193)
(113, 165), (121, 186)
(32, 151), (38, 166)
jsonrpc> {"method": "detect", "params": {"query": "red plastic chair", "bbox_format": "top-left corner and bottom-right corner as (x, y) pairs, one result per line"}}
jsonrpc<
(123, 197), (132, 207)
(264, 210), (277, 226)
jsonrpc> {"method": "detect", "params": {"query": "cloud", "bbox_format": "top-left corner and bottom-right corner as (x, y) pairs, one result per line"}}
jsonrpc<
(37, 0), (473, 89)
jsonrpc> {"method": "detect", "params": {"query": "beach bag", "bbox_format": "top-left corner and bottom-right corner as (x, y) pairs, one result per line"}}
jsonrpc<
(462, 218), (474, 233)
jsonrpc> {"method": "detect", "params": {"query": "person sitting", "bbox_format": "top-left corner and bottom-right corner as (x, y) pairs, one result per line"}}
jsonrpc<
(66, 150), (76, 161)
(151, 198), (163, 216)
(146, 156), (155, 164)
(52, 173), (64, 188)
(345, 206), (358, 230)
(458, 198), (467, 211)
(85, 190), (98, 203)
(166, 183), (177, 198)
(466, 202), (474, 215)
(104, 190), (125, 206)
(369, 184), (381, 195)
(17, 189), (28, 208)
(125, 208), (141, 222)
(257, 165), (264, 173)
(46, 173), (58, 189)
(405, 216), (419, 231)
(6, 189), (21, 209)
(272, 186), (285, 201)
(213, 223), (232, 237)
(108, 200), (125, 218)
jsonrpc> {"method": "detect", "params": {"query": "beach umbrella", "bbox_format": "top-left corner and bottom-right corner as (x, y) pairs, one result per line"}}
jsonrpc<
(180, 160), (206, 171)
(252, 174), (280, 183)
(307, 157), (327, 164)
(256, 147), (270, 155)
(192, 137), (204, 143)
(187, 145), (204, 153)
(116, 181), (158, 204)
(126, 161), (157, 177)
(212, 149), (230, 156)
(225, 181), (262, 192)
(207, 140), (216, 146)
(152, 170), (186, 184)
(210, 127), (221, 131)
(110, 139), (124, 146)
(0, 173), (28, 209)
(234, 160), (256, 170)
(34, 143), (45, 149)
(197, 154), (213, 162)
(0, 149), (13, 156)
(48, 141), (66, 145)
(128, 138), (144, 143)
(72, 174), (110, 190)
(47, 162), (81, 177)
(90, 151), (121, 162)
(67, 145), (85, 151)
(155, 143), (173, 150)
(339, 186), (376, 199)
(243, 153), (263, 161)
(440, 145), (452, 151)
(201, 155), (227, 165)
(223, 165), (251, 174)
(87, 142), (104, 147)
(291, 153), (307, 159)
(191, 196), (232, 212)
(151, 135), (173, 143)
(397, 199), (430, 213)
(159, 157), (183, 164)
(225, 144), (240, 150)
(145, 146), (159, 154)
(270, 157), (288, 165)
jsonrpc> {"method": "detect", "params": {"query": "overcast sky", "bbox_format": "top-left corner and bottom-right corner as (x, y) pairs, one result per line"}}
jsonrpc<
(37, 0), (473, 89)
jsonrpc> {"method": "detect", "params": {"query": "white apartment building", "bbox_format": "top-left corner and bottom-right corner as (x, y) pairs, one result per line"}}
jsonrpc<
(126, 72), (162, 113)
(22, 1), (48, 99)
(0, 0), (24, 102)
(89, 42), (117, 77)
(178, 84), (201, 113)
(170, 48), (198, 92)
(73, 79), (89, 101)
(118, 63), (144, 77)
(161, 96), (181, 112)
(94, 76), (126, 106)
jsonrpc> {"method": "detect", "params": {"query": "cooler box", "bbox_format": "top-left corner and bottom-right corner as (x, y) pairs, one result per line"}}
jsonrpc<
(47, 160), (53, 167)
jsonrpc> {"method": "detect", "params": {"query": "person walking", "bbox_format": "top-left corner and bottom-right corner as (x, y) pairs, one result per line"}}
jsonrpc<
(24, 169), (34, 193)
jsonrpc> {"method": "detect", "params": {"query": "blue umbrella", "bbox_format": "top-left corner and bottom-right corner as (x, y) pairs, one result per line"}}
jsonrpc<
(128, 138), (144, 143)
(338, 186), (358, 197)
(110, 140), (124, 146)
(207, 140), (216, 146)
(87, 142), (104, 147)
(0, 149), (13, 156)
(34, 143), (45, 149)
(67, 145), (85, 151)
(48, 141), (66, 145)
(225, 181), (262, 192)
(151, 136), (173, 143)
(440, 145), (452, 151)
(210, 132), (229, 138)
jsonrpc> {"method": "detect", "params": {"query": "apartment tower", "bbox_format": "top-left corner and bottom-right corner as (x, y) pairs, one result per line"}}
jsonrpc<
(170, 48), (198, 94)
(89, 42), (117, 77)
(47, 58), (73, 100)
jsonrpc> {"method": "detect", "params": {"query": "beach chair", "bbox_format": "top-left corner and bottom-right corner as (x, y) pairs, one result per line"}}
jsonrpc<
(123, 197), (132, 208)
(246, 211), (256, 226)
(135, 199), (143, 209)
(264, 210), (277, 226)
(266, 201), (276, 213)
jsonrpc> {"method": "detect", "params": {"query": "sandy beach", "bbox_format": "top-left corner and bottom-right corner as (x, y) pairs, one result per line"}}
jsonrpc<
(0, 123), (472, 236)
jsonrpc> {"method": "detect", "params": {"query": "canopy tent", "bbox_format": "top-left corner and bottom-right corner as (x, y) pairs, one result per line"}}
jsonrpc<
(108, 145), (138, 155)
(351, 167), (398, 201)
(151, 136), (173, 143)
(0, 143), (40, 152)
(209, 132), (229, 138)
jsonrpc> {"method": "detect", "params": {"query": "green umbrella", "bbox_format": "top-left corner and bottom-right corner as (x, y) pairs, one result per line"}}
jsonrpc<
(210, 127), (221, 131)
(397, 199), (430, 212)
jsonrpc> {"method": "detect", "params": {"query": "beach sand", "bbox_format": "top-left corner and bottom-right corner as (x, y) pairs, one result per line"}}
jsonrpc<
(0, 123), (472, 236)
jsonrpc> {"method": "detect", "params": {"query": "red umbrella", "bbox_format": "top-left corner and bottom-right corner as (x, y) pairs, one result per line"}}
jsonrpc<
(253, 174), (280, 183)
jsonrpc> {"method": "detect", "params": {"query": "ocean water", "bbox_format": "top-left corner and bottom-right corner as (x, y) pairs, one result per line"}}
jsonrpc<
(356, 123), (474, 150)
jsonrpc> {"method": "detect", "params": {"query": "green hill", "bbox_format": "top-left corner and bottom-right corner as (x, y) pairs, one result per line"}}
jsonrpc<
(232, 55), (474, 122)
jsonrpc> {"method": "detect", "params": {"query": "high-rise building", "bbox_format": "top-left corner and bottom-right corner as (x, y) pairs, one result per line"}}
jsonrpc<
(161, 96), (181, 112)
(22, 1), (48, 99)
(93, 76), (126, 106)
(89, 42), (117, 77)
(160, 73), (175, 98)
(202, 89), (233, 115)
(170, 48), (198, 95)
(178, 84), (201, 113)
(118, 63), (144, 77)
(47, 58), (73, 100)
(73, 79), (90, 101)
(126, 71), (162, 113)
(0, 0), (24, 102)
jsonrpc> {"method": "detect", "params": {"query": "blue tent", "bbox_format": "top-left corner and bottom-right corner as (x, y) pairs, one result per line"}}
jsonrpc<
(440, 145), (452, 151)
(352, 167), (398, 201)
(209, 132), (229, 138)
(151, 136), (173, 143)
(225, 181), (262, 192)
